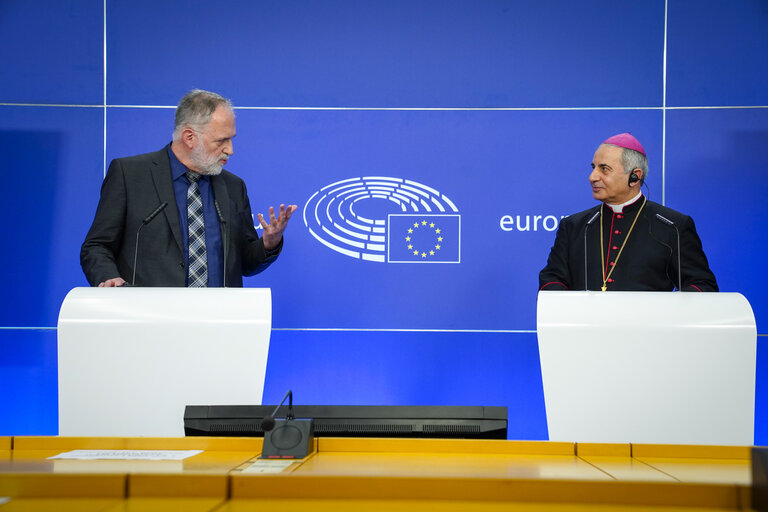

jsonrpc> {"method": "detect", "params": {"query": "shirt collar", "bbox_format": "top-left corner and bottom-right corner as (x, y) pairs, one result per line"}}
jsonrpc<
(167, 143), (208, 183)
(605, 191), (642, 213)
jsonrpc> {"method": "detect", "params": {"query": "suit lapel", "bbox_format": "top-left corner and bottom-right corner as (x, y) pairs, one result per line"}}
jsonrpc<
(210, 175), (232, 266)
(150, 148), (184, 254)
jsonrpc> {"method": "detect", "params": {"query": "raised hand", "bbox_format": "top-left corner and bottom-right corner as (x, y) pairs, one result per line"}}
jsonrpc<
(258, 204), (298, 250)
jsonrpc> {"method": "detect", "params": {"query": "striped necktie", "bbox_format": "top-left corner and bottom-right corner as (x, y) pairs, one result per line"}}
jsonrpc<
(186, 171), (207, 287)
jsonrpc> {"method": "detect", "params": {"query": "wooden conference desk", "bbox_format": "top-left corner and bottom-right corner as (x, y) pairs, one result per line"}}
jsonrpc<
(0, 436), (756, 511)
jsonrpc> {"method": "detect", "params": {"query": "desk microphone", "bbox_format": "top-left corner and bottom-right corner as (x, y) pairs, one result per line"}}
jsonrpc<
(584, 209), (601, 291)
(655, 213), (682, 291)
(132, 202), (168, 286)
(260, 390), (314, 459)
(214, 200), (228, 288)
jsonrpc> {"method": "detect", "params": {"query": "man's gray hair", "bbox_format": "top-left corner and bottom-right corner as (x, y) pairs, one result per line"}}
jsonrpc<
(173, 89), (233, 140)
(606, 144), (649, 183)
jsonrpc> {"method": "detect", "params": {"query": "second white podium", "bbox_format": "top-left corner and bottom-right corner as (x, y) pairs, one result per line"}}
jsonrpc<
(537, 291), (757, 445)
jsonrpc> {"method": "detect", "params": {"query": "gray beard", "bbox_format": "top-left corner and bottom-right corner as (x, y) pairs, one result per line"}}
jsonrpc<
(190, 142), (225, 175)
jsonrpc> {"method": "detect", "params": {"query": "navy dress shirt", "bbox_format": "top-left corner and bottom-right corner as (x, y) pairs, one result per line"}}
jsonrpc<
(167, 145), (224, 287)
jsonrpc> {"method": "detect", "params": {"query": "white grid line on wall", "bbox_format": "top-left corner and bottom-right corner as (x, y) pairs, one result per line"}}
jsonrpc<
(662, 0), (669, 205)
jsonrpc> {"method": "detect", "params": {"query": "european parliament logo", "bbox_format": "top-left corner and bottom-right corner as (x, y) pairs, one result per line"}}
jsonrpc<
(303, 177), (461, 263)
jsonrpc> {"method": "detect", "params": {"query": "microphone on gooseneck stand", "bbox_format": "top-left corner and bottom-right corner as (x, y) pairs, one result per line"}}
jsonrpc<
(214, 200), (228, 288)
(132, 202), (168, 286)
(584, 209), (601, 291)
(261, 390), (294, 433)
(655, 213), (682, 292)
(260, 390), (314, 459)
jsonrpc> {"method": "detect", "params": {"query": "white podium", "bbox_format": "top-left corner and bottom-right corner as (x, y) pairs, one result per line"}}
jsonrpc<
(57, 287), (272, 437)
(536, 291), (756, 445)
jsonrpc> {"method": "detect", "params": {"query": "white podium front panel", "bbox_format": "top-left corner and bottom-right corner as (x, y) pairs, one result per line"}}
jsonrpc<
(536, 291), (756, 445)
(57, 287), (271, 437)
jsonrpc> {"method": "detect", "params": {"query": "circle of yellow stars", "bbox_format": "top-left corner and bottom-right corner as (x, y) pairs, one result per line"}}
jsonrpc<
(405, 219), (443, 259)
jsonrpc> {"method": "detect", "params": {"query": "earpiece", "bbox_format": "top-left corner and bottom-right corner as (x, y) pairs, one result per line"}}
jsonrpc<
(628, 171), (640, 185)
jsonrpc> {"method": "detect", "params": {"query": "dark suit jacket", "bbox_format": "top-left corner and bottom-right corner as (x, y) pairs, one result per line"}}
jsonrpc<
(539, 198), (718, 292)
(81, 147), (279, 287)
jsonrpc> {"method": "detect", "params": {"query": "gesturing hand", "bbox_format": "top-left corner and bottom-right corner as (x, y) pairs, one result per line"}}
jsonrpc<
(259, 204), (298, 251)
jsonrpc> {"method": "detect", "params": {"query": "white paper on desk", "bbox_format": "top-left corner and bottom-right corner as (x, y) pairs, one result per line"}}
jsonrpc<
(241, 459), (297, 473)
(47, 449), (203, 461)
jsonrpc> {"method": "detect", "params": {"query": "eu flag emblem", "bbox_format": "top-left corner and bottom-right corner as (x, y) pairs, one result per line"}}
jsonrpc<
(387, 214), (461, 263)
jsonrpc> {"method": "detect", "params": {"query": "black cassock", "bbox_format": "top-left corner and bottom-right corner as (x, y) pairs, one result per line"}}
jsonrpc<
(539, 196), (718, 292)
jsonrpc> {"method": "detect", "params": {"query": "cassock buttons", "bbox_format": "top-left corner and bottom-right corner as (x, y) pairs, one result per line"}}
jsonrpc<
(617, 214), (623, 219)
(608, 278), (614, 283)
(612, 245), (618, 250)
(614, 230), (620, 234)
(609, 261), (615, 266)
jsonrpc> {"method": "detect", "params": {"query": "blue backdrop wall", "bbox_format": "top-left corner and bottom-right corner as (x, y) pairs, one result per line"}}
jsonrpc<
(1, 0), (766, 442)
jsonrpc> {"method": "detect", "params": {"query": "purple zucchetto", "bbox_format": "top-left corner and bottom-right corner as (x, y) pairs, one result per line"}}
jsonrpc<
(602, 132), (646, 156)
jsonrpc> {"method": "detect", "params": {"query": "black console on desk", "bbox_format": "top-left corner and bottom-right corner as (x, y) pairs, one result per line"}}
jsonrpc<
(184, 405), (507, 439)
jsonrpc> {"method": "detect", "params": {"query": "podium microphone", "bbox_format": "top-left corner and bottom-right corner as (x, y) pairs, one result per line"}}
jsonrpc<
(260, 390), (314, 459)
(655, 213), (682, 292)
(584, 209), (601, 291)
(214, 200), (228, 287)
(132, 202), (168, 286)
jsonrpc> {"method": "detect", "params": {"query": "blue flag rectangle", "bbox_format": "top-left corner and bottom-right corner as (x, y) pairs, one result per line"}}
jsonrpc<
(387, 214), (461, 263)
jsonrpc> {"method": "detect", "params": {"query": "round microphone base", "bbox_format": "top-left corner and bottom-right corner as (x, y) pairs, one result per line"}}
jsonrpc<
(260, 418), (315, 459)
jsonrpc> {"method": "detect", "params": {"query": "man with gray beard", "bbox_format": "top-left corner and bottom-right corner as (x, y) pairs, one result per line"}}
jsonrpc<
(81, 89), (297, 287)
